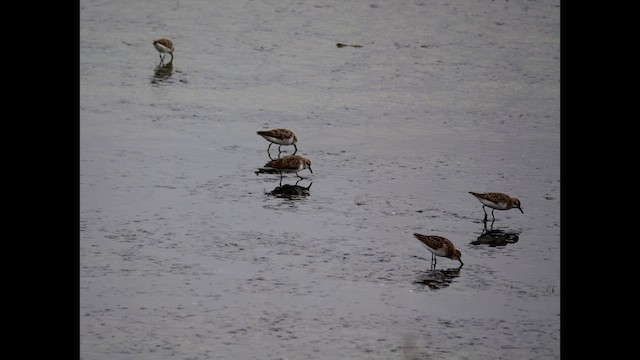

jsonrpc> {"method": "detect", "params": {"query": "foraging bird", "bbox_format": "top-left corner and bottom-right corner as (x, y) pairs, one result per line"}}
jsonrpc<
(263, 155), (312, 178)
(469, 192), (523, 222)
(413, 233), (463, 268)
(257, 128), (298, 156)
(153, 39), (174, 64)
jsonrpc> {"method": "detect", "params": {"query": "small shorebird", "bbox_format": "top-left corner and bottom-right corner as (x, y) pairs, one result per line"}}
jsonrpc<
(469, 191), (523, 222)
(413, 233), (463, 268)
(257, 128), (298, 156)
(263, 155), (312, 178)
(153, 38), (174, 64)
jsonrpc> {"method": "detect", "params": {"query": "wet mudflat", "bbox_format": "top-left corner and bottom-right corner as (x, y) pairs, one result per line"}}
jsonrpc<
(80, 0), (560, 358)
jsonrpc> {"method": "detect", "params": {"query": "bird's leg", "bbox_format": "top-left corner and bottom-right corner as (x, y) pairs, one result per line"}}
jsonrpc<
(169, 53), (173, 64)
(292, 144), (298, 155)
(278, 145), (283, 157)
(482, 206), (488, 222)
(267, 143), (275, 160)
(491, 209), (496, 222)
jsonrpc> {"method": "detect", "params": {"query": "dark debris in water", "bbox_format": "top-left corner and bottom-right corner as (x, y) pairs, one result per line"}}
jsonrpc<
(336, 43), (363, 48)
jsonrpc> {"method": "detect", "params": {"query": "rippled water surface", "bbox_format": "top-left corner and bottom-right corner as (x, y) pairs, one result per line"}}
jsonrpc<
(80, 0), (560, 358)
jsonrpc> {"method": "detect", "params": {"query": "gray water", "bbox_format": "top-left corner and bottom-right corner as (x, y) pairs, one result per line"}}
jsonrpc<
(80, 0), (560, 359)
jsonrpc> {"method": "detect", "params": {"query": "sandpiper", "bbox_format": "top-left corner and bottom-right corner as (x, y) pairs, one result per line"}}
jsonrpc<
(413, 233), (463, 268)
(469, 191), (523, 222)
(263, 154), (312, 178)
(153, 38), (174, 64)
(257, 128), (298, 156)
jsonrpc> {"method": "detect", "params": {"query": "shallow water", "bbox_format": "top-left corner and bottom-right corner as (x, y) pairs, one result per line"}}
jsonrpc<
(80, 0), (560, 358)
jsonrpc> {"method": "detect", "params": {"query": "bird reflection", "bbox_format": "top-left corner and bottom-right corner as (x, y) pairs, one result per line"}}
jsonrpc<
(267, 179), (312, 199)
(255, 167), (282, 175)
(471, 222), (520, 247)
(266, 146), (298, 160)
(413, 267), (461, 290)
(152, 62), (173, 82)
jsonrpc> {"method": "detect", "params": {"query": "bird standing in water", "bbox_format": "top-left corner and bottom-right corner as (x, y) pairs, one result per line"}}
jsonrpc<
(153, 38), (174, 64)
(257, 128), (298, 156)
(469, 191), (523, 222)
(413, 233), (463, 268)
(263, 154), (312, 179)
